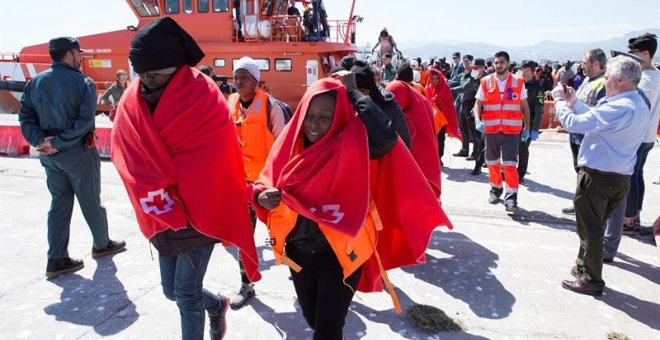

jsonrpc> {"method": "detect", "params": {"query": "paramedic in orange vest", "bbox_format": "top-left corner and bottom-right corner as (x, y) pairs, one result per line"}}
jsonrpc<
(473, 51), (530, 212)
(227, 56), (288, 309)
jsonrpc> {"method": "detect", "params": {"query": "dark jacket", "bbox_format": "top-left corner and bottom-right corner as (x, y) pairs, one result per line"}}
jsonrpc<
(19, 62), (97, 150)
(286, 88), (400, 252)
(525, 78), (545, 131)
(369, 86), (412, 149)
(448, 64), (465, 88)
(451, 73), (479, 117)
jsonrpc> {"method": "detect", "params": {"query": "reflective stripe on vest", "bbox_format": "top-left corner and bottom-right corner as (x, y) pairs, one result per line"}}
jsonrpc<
(229, 90), (274, 182)
(480, 73), (524, 135)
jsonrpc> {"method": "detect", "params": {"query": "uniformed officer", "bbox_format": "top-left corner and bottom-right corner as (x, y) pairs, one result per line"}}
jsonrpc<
(19, 37), (126, 279)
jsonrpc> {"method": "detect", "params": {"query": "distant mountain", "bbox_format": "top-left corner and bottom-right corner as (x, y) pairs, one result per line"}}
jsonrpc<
(395, 29), (660, 63)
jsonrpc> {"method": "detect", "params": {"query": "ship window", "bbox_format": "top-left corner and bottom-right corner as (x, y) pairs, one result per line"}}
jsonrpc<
(183, 0), (193, 13)
(129, 0), (160, 17)
(214, 59), (226, 67)
(197, 0), (209, 13)
(233, 58), (269, 71)
(212, 0), (229, 12)
(165, 0), (180, 14)
(275, 59), (292, 72)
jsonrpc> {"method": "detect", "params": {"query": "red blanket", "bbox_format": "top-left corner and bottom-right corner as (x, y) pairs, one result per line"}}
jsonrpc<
(254, 78), (370, 237)
(426, 68), (461, 140)
(251, 78), (452, 292)
(111, 66), (261, 282)
(386, 81), (441, 196)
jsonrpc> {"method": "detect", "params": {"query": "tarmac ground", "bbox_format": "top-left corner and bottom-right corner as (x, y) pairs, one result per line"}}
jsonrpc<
(1, 130), (659, 340)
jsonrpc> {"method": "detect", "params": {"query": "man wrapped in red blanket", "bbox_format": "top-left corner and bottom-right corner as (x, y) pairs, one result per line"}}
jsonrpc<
(110, 17), (259, 340)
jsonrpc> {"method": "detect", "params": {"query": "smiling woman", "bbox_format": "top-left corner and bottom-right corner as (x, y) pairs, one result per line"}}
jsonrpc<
(303, 91), (336, 143)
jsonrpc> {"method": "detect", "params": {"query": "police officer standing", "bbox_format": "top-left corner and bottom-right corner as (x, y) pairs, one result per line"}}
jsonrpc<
(19, 37), (126, 279)
(518, 60), (546, 182)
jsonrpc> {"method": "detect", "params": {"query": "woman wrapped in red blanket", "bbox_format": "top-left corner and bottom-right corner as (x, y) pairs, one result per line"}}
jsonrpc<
(247, 73), (452, 339)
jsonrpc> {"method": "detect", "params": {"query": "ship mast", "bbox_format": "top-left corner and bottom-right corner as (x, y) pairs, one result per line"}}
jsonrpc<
(345, 0), (356, 44)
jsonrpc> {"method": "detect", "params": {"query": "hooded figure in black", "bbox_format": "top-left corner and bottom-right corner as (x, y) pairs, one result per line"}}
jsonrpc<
(129, 17), (205, 112)
(351, 60), (412, 148)
(123, 17), (233, 340)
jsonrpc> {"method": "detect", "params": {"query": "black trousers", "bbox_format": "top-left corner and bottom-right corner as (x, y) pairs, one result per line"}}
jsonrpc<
(574, 170), (630, 287)
(286, 245), (362, 340)
(570, 141), (581, 174)
(457, 101), (478, 154)
(474, 131), (486, 170)
(517, 138), (531, 180)
(437, 126), (446, 162)
(238, 202), (258, 284)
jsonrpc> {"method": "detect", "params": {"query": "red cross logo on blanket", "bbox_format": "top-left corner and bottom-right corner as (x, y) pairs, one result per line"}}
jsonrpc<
(309, 204), (345, 224)
(140, 188), (175, 215)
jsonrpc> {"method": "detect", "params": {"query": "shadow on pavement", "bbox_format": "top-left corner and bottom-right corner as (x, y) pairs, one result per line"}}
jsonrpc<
(44, 258), (138, 336)
(521, 177), (575, 200)
(402, 231), (516, 319)
(609, 252), (660, 285)
(250, 297), (368, 339)
(596, 287), (660, 331)
(442, 167), (489, 184)
(508, 207), (576, 231)
(351, 287), (488, 339)
(227, 244), (276, 273)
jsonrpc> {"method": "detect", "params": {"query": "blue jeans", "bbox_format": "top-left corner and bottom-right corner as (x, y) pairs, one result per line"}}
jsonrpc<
(159, 244), (221, 340)
(625, 142), (654, 218)
(603, 198), (627, 261)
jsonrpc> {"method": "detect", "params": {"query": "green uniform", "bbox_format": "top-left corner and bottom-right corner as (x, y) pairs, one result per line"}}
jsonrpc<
(19, 62), (109, 259)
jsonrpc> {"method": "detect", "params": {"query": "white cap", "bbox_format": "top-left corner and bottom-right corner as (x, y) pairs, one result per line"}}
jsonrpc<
(234, 56), (260, 82)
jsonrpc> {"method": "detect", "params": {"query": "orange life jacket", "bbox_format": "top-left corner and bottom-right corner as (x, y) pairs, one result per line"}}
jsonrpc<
(265, 161), (403, 313)
(410, 82), (447, 134)
(480, 73), (524, 135)
(420, 70), (429, 87)
(228, 89), (274, 182)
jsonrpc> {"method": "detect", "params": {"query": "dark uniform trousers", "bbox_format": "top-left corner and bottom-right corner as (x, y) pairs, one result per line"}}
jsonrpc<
(40, 145), (109, 259)
(573, 170), (630, 287)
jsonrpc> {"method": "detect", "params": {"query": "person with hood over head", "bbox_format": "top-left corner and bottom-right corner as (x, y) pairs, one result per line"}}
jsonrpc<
(425, 67), (461, 162)
(110, 17), (261, 340)
(386, 63), (442, 197)
(246, 73), (452, 339)
(371, 27), (401, 58)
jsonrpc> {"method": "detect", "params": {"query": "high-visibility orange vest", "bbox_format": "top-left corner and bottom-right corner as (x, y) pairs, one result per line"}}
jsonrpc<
(228, 90), (274, 182)
(266, 199), (377, 279)
(480, 73), (524, 135)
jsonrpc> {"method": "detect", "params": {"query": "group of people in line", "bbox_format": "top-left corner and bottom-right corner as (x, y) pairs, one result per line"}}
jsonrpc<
(17, 14), (658, 339)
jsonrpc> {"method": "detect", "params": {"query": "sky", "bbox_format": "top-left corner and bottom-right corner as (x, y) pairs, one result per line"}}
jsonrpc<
(1, 0), (658, 52)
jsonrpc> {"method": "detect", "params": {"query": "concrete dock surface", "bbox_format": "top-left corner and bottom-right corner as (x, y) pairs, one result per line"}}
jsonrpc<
(1, 132), (658, 339)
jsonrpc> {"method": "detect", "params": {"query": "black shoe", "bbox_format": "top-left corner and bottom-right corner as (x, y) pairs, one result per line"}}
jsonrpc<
(46, 258), (84, 279)
(603, 258), (614, 263)
(505, 202), (518, 213)
(452, 151), (469, 157)
(562, 206), (575, 215)
(92, 239), (127, 259)
(466, 154), (477, 161)
(482, 163), (488, 168)
(229, 283), (255, 310)
(209, 295), (229, 340)
(488, 192), (500, 204)
(561, 279), (603, 296)
(470, 168), (481, 176)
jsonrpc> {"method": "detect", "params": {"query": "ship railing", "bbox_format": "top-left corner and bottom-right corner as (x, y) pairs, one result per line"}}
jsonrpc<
(0, 52), (20, 62)
(233, 17), (356, 44)
(326, 20), (356, 45)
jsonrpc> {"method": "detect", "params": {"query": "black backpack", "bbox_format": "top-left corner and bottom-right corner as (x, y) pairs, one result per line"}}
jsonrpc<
(266, 97), (294, 130)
